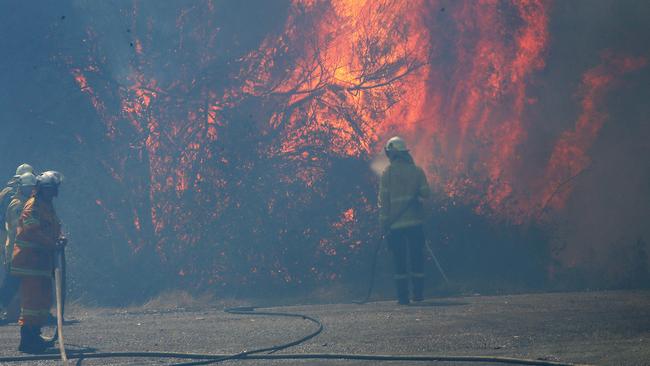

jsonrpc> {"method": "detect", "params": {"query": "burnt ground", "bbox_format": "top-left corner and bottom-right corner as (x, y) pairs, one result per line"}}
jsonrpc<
(0, 290), (649, 366)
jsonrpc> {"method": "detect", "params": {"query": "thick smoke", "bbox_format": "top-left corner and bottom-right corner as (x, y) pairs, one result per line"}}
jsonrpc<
(1, 0), (648, 304)
(387, 0), (650, 288)
(528, 1), (650, 286)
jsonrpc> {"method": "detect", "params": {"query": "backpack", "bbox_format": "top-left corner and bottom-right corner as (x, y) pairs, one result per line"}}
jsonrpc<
(0, 186), (16, 229)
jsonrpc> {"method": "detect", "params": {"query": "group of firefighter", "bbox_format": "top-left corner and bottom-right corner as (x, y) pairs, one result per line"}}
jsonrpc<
(0, 136), (428, 354)
(0, 163), (65, 353)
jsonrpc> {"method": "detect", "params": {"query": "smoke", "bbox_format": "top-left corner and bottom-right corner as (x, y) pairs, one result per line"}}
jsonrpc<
(370, 152), (389, 177)
(2, 0), (649, 304)
(532, 1), (650, 284)
(368, 0), (650, 286)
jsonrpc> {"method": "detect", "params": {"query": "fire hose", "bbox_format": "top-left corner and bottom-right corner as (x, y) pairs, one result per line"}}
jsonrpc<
(0, 242), (585, 366)
(0, 305), (590, 366)
(354, 185), (451, 305)
(353, 237), (382, 304)
(54, 247), (68, 364)
(354, 193), (421, 305)
(39, 241), (68, 364)
(353, 237), (448, 305)
(0, 352), (593, 366)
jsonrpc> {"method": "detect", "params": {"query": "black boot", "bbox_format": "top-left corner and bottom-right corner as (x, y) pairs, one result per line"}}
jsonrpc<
(395, 277), (410, 305)
(412, 276), (424, 302)
(18, 325), (50, 354)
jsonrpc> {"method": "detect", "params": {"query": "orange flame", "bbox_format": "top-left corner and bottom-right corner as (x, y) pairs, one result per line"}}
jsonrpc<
(540, 53), (648, 211)
(67, 1), (649, 288)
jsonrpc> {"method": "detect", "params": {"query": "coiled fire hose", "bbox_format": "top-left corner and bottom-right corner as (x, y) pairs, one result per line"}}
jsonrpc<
(0, 305), (591, 366)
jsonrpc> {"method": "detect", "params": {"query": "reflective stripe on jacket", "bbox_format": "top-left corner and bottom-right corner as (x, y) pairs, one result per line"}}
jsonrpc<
(11, 197), (60, 278)
(378, 158), (431, 230)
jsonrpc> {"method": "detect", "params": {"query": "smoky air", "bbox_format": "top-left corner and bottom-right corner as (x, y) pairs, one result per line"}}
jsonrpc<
(0, 0), (648, 330)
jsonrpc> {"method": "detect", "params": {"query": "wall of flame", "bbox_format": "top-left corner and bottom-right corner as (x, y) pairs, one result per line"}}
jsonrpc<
(1, 0), (649, 302)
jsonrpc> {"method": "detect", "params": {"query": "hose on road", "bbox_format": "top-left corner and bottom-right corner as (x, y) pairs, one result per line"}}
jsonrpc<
(167, 306), (325, 366)
(0, 306), (590, 366)
(0, 351), (593, 366)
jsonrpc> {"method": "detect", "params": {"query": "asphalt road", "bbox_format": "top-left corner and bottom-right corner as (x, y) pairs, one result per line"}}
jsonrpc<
(0, 290), (649, 365)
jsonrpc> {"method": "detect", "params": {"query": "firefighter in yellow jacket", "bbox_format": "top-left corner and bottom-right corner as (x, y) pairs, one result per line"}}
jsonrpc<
(12, 171), (63, 353)
(0, 164), (34, 263)
(379, 137), (431, 305)
(6, 173), (38, 270)
(0, 172), (37, 320)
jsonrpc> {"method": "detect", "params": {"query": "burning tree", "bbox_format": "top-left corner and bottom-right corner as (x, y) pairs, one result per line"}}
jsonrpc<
(61, 1), (431, 299)
(4, 0), (646, 303)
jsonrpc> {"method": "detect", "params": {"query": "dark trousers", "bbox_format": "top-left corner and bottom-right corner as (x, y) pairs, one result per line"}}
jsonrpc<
(387, 225), (425, 303)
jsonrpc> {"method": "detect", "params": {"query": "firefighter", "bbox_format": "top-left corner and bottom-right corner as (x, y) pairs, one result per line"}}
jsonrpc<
(12, 171), (64, 353)
(0, 173), (37, 321)
(379, 137), (431, 305)
(0, 165), (35, 323)
(0, 164), (34, 262)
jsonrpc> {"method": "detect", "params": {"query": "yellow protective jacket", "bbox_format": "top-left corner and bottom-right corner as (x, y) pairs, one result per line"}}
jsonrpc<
(11, 197), (61, 278)
(0, 185), (16, 257)
(378, 157), (431, 230)
(5, 193), (29, 269)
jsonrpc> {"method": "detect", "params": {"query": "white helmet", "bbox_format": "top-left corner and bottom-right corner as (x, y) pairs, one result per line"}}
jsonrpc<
(36, 171), (64, 188)
(15, 164), (34, 176)
(18, 173), (37, 187)
(384, 136), (408, 153)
